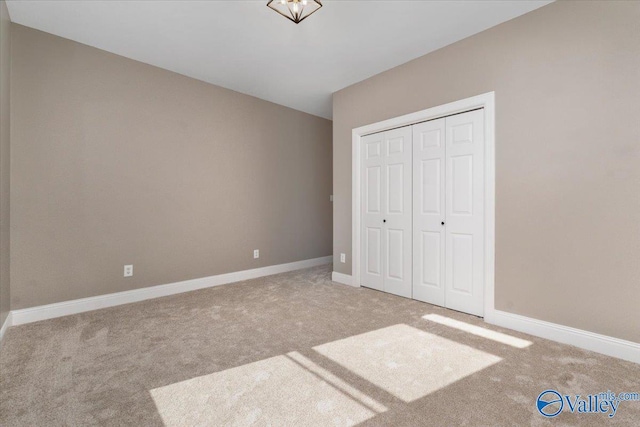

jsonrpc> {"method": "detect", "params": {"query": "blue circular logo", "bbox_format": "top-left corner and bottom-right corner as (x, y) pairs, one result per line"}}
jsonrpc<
(537, 390), (563, 417)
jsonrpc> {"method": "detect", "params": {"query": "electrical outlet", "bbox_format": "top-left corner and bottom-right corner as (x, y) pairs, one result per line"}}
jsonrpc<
(340, 253), (346, 263)
(253, 249), (260, 259)
(124, 265), (133, 277)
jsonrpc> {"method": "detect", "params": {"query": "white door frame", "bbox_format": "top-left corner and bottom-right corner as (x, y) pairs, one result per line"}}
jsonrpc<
(351, 92), (496, 317)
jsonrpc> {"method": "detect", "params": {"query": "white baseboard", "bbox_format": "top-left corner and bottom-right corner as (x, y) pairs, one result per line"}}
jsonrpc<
(331, 271), (356, 287)
(0, 312), (12, 345)
(8, 261), (638, 365)
(11, 256), (333, 326)
(485, 309), (640, 365)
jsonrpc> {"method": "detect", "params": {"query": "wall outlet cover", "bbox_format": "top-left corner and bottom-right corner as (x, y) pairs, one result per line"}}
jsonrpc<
(124, 265), (133, 277)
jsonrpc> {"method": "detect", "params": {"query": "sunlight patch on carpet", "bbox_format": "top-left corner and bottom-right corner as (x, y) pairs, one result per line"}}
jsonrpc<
(423, 314), (533, 348)
(313, 324), (502, 402)
(150, 353), (383, 426)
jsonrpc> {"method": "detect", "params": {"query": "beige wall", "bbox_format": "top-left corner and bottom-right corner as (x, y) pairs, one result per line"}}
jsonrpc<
(0, 0), (8, 326)
(11, 25), (332, 309)
(333, 1), (640, 342)
(0, 0), (10, 327)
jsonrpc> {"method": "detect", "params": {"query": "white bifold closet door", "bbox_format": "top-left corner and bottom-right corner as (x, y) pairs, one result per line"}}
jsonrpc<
(413, 109), (485, 316)
(361, 126), (412, 298)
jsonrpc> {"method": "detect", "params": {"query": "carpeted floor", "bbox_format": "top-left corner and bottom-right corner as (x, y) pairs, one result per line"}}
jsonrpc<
(1, 264), (639, 426)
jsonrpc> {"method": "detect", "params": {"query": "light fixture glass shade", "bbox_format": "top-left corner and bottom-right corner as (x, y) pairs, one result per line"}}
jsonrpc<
(267, 0), (322, 24)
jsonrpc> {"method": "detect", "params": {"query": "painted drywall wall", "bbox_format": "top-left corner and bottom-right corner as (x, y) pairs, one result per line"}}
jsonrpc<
(0, 0), (10, 327)
(11, 25), (332, 309)
(333, 1), (640, 342)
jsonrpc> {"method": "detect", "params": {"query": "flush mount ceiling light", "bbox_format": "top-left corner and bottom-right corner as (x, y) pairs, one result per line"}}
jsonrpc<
(267, 0), (323, 24)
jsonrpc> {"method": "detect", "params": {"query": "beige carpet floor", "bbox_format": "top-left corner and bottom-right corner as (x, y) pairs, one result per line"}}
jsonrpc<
(1, 264), (639, 426)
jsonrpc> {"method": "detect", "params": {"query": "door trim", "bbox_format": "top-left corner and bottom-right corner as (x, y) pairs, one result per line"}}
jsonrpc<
(351, 92), (495, 317)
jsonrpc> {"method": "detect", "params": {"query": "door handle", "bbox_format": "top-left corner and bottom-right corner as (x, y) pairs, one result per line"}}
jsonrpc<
(383, 219), (386, 223)
(441, 221), (445, 225)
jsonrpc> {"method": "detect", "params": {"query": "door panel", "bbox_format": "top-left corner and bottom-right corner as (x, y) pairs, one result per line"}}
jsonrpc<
(365, 227), (382, 276)
(366, 166), (381, 213)
(366, 139), (381, 159)
(451, 155), (473, 215)
(420, 231), (441, 287)
(387, 163), (404, 214)
(450, 233), (473, 294)
(421, 159), (441, 214)
(386, 229), (404, 280)
(445, 110), (485, 316)
(382, 127), (412, 298)
(412, 119), (445, 305)
(387, 137), (405, 155)
(361, 133), (385, 291)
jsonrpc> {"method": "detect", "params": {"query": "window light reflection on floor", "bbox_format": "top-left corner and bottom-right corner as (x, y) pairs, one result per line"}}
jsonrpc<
(287, 351), (388, 414)
(149, 352), (385, 427)
(313, 324), (502, 402)
(422, 313), (533, 349)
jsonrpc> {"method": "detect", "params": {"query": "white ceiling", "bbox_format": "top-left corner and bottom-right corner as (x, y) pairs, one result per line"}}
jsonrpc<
(6, 1), (551, 119)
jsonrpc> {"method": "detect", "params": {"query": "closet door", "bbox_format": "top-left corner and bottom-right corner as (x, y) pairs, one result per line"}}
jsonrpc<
(445, 109), (485, 316)
(361, 127), (412, 298)
(382, 127), (412, 298)
(361, 132), (385, 292)
(412, 118), (446, 305)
